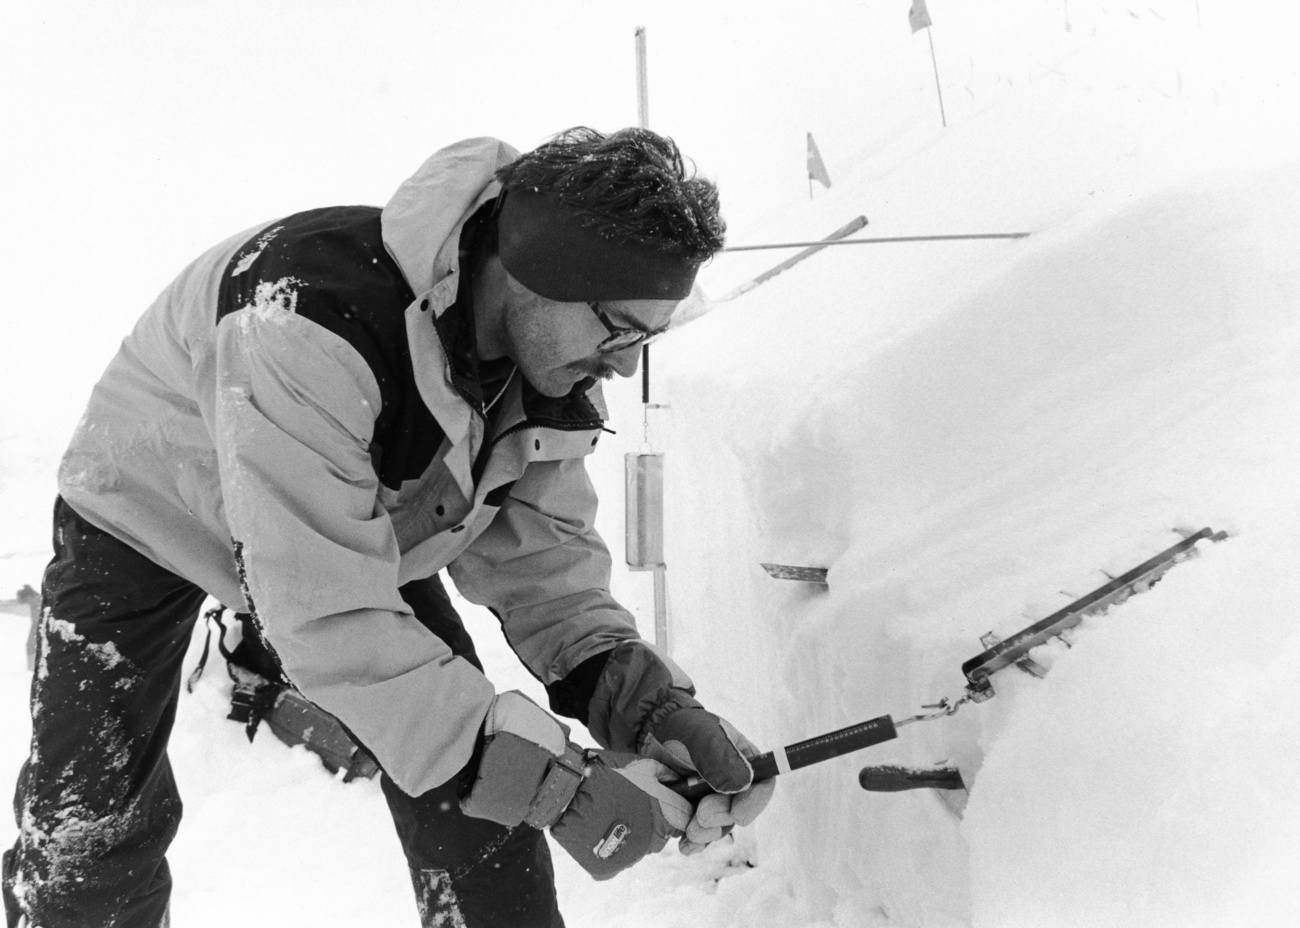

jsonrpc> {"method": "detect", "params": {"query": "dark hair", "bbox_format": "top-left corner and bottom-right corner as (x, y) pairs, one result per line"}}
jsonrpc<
(496, 127), (725, 261)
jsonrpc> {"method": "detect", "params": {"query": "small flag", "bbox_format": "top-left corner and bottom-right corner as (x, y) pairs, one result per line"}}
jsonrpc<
(909, 0), (932, 33)
(807, 133), (832, 190)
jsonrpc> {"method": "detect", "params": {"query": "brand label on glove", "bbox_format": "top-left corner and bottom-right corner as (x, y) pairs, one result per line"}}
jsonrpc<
(593, 822), (630, 859)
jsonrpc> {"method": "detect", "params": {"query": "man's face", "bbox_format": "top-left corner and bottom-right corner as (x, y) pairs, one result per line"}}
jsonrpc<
(494, 262), (678, 398)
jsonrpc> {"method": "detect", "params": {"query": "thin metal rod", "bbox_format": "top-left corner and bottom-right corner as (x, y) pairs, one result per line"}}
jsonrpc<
(961, 528), (1224, 695)
(635, 26), (651, 406)
(653, 568), (669, 653)
(635, 28), (649, 129)
(641, 344), (650, 405)
(927, 28), (947, 128)
(718, 216), (868, 304)
(723, 232), (1029, 252)
(634, 27), (666, 656)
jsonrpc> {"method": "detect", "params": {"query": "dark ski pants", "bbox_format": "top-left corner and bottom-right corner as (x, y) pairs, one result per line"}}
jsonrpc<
(3, 499), (564, 928)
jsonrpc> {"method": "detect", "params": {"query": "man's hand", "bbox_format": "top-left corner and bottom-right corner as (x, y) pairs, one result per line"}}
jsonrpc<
(641, 688), (776, 853)
(550, 750), (692, 879)
(585, 641), (776, 854)
(459, 691), (693, 879)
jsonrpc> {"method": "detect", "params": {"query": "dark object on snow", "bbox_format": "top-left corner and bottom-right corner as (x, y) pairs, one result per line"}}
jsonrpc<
(1, 585), (41, 671)
(240, 666), (381, 782)
(685, 527), (1230, 806)
(858, 763), (966, 792)
(671, 714), (899, 803)
(962, 527), (1229, 701)
(190, 606), (381, 782)
(760, 563), (829, 585)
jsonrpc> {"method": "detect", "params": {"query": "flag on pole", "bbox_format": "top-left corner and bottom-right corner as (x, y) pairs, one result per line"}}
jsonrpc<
(909, 0), (932, 33)
(807, 133), (832, 190)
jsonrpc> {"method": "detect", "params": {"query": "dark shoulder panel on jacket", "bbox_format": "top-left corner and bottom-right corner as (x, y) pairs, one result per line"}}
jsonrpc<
(216, 207), (445, 490)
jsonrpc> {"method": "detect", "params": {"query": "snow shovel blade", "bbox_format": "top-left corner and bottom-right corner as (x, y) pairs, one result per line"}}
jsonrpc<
(760, 563), (829, 584)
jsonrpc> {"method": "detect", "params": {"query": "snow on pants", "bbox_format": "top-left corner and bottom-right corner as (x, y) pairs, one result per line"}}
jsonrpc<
(2, 498), (565, 928)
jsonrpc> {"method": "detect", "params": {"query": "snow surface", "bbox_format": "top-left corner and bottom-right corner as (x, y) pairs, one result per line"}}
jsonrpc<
(3, 2), (1299, 926)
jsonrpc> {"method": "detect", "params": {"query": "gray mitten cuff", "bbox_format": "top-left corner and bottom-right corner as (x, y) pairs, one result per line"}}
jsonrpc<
(460, 691), (585, 828)
(524, 742), (586, 828)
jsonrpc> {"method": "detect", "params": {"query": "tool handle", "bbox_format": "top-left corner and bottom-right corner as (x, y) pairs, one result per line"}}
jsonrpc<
(667, 714), (899, 803)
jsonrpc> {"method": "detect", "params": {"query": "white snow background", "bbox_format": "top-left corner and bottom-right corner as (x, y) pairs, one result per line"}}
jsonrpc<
(2, 1), (1299, 925)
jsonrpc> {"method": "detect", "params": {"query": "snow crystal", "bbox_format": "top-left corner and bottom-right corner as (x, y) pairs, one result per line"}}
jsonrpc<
(43, 615), (126, 672)
(230, 226), (283, 277)
(414, 869), (468, 928)
(235, 277), (305, 330)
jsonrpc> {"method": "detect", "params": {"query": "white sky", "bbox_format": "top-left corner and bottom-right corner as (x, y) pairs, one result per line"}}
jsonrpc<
(0, 1), (956, 424)
(2, 0), (1297, 433)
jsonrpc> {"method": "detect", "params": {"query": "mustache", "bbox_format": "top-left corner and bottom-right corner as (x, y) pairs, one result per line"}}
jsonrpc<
(567, 360), (620, 397)
(569, 359), (619, 380)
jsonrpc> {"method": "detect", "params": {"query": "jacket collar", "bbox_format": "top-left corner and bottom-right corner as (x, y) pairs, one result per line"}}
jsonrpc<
(384, 138), (607, 460)
(381, 137), (518, 295)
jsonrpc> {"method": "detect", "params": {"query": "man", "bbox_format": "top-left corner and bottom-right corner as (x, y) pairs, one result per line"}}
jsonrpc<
(3, 127), (773, 928)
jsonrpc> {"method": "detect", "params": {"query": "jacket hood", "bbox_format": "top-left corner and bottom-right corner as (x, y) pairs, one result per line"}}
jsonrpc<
(381, 137), (520, 294)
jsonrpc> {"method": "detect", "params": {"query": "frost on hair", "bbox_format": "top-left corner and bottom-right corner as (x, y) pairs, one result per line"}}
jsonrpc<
(497, 127), (725, 261)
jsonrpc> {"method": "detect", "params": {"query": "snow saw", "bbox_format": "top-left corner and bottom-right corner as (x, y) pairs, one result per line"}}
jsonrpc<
(695, 527), (1229, 803)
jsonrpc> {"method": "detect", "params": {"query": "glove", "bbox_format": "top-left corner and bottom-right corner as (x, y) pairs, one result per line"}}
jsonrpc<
(641, 688), (776, 853)
(460, 691), (692, 879)
(586, 641), (776, 854)
(550, 749), (693, 880)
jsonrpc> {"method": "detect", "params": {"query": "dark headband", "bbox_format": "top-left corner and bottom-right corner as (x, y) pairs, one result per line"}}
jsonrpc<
(496, 189), (700, 302)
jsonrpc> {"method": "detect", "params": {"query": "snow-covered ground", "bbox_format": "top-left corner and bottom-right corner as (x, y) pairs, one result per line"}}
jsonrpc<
(3, 2), (1299, 926)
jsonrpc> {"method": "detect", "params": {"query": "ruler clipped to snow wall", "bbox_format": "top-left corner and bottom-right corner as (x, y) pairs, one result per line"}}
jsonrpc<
(961, 527), (1228, 701)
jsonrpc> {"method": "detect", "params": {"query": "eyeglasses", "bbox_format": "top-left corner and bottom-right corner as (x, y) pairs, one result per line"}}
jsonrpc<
(588, 302), (671, 354)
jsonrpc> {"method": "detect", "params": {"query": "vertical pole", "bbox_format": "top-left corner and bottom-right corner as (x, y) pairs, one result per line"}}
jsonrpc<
(927, 29), (947, 128)
(635, 27), (650, 130)
(635, 27), (651, 403)
(653, 570), (670, 654)
(634, 25), (670, 653)
(635, 25), (651, 428)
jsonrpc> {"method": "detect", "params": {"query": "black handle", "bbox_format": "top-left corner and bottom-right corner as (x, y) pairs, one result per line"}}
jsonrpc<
(667, 714), (899, 803)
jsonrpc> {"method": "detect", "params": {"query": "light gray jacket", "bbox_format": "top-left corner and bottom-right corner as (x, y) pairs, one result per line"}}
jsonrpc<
(59, 138), (645, 795)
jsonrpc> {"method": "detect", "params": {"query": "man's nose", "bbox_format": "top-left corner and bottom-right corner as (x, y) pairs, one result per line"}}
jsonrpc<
(607, 346), (641, 378)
